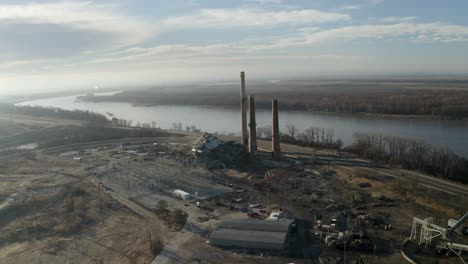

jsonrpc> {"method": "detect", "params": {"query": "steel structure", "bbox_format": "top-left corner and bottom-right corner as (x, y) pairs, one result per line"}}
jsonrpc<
(410, 212), (468, 262)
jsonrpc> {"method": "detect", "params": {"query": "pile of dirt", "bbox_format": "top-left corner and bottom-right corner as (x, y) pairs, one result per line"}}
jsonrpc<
(192, 134), (254, 170)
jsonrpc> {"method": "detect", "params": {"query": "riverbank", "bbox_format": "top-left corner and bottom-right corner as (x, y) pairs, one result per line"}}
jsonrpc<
(15, 93), (468, 122)
(77, 79), (468, 119)
(128, 102), (468, 122)
(15, 94), (468, 158)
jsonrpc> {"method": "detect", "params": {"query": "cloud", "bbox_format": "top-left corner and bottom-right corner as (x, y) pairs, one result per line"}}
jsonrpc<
(370, 0), (384, 4)
(72, 21), (468, 68)
(87, 40), (280, 65)
(0, 1), (154, 60)
(0, 3), (350, 62)
(337, 5), (361, 11)
(161, 8), (351, 30)
(269, 23), (468, 47)
(381, 17), (418, 23)
(3, 1), (468, 94)
(243, 0), (284, 4)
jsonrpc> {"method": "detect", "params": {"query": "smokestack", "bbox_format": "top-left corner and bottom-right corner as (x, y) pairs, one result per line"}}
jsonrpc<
(272, 99), (281, 160)
(248, 96), (257, 154)
(240, 72), (248, 148)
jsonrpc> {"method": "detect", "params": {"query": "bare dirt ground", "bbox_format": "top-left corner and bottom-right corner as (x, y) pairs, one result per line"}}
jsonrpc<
(0, 148), (158, 264)
(0, 112), (467, 264)
(0, 113), (84, 138)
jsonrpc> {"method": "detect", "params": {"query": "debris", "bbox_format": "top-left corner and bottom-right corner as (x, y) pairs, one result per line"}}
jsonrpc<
(358, 182), (372, 188)
(192, 133), (253, 170)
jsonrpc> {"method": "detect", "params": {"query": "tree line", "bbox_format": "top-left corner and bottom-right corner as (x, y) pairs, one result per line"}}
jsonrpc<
(257, 124), (343, 150)
(80, 85), (468, 118)
(350, 133), (468, 183)
(300, 88), (468, 118)
(0, 104), (109, 125)
(257, 124), (467, 183)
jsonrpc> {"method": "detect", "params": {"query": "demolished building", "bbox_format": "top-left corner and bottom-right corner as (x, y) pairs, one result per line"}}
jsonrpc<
(192, 133), (253, 170)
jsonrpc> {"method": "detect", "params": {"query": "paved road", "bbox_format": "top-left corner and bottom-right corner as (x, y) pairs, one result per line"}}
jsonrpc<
(3, 132), (466, 263)
(91, 171), (194, 264)
(0, 136), (196, 161)
(256, 139), (468, 197)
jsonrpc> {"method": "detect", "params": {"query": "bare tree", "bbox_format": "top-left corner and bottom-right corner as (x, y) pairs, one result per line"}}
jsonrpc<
(285, 124), (298, 139)
(305, 127), (316, 145)
(296, 133), (308, 143)
(263, 125), (272, 139)
(325, 129), (335, 146)
(257, 125), (272, 139)
(256, 126), (265, 139)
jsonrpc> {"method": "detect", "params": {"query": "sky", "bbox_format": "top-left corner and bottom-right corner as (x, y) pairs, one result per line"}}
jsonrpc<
(1, 0), (468, 95)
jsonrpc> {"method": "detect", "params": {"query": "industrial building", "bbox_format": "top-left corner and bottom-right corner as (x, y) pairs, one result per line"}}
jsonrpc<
(209, 218), (295, 253)
(173, 189), (191, 200)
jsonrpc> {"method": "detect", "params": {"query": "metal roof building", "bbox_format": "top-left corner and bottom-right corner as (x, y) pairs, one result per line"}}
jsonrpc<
(209, 218), (294, 252)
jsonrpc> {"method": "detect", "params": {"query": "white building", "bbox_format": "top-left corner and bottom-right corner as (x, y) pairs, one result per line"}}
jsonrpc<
(173, 189), (191, 200)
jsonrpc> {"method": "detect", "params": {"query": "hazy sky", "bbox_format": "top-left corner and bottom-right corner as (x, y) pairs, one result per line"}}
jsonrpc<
(1, 0), (468, 95)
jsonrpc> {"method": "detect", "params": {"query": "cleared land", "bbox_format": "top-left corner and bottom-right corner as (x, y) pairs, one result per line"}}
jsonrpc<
(0, 113), (467, 263)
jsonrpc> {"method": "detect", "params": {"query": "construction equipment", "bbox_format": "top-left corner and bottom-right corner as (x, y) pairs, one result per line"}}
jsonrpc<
(410, 212), (468, 262)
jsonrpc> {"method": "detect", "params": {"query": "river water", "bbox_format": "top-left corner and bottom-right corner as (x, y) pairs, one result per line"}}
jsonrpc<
(16, 94), (468, 157)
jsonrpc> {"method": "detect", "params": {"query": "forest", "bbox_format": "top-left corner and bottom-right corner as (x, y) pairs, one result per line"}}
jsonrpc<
(350, 133), (468, 183)
(257, 124), (468, 184)
(79, 79), (468, 118)
(0, 104), (109, 125)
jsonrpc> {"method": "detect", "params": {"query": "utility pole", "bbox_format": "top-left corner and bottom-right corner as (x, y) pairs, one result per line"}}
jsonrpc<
(302, 171), (305, 193)
(266, 187), (269, 211)
(280, 184), (284, 208)
(154, 143), (159, 188)
(344, 241), (346, 264)
(98, 184), (105, 225)
(148, 230), (153, 253)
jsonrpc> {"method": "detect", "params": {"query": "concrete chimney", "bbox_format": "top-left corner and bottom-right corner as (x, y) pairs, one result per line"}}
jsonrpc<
(272, 99), (281, 160)
(248, 96), (257, 154)
(240, 72), (248, 148)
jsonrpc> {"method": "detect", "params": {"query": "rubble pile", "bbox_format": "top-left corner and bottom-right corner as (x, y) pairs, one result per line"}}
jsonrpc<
(192, 133), (253, 170)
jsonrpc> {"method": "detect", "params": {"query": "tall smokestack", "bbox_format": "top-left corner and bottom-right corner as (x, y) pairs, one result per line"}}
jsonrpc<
(248, 96), (257, 154)
(272, 99), (281, 160)
(240, 72), (248, 148)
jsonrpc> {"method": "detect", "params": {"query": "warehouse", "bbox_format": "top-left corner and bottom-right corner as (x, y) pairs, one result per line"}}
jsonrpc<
(209, 218), (295, 253)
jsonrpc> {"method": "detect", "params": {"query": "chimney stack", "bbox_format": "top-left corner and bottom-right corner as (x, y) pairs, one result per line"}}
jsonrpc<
(240, 72), (248, 148)
(272, 99), (281, 160)
(248, 96), (257, 154)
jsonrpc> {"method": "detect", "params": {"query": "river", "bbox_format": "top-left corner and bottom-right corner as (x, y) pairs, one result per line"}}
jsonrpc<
(15, 93), (468, 157)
